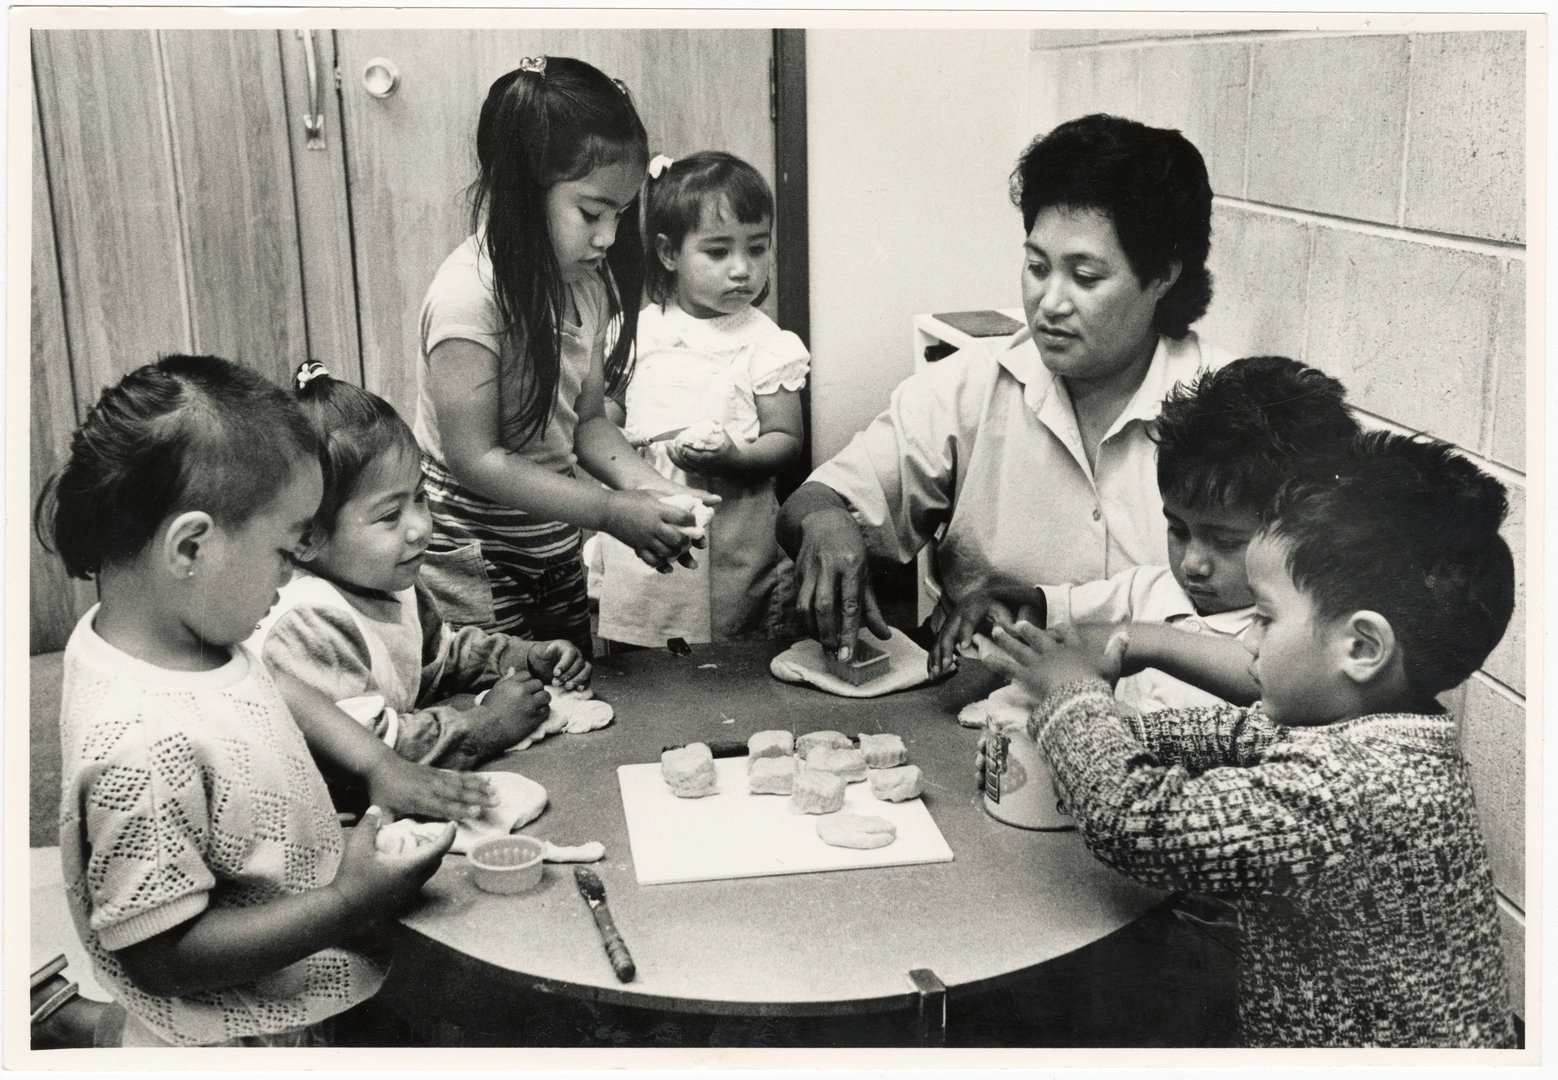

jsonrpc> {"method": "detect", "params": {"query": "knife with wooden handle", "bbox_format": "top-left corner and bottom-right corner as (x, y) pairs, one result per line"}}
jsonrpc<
(574, 866), (636, 982)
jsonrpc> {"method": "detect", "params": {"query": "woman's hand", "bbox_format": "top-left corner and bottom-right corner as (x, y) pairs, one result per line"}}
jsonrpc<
(793, 506), (891, 658)
(929, 585), (1043, 678)
(976, 622), (1125, 703)
(528, 640), (591, 690)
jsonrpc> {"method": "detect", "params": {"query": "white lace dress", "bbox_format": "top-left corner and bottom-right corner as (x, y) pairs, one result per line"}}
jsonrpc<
(598, 302), (809, 646)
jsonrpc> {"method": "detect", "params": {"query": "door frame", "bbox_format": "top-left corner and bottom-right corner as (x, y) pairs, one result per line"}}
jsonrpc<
(772, 28), (811, 493)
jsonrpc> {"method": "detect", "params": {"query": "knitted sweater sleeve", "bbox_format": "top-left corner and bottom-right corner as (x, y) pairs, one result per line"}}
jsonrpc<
(74, 693), (217, 951)
(1036, 681), (1360, 896)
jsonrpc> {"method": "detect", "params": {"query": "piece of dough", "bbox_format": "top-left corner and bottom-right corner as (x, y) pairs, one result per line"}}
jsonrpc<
(454, 772), (548, 852)
(658, 493), (716, 541)
(661, 742), (718, 798)
(374, 817), (449, 857)
(673, 417), (728, 453)
(957, 683), (1036, 731)
(796, 730), (853, 759)
(748, 755), (798, 795)
(804, 747), (868, 783)
(498, 684), (615, 752)
(748, 729), (795, 760)
(790, 770), (846, 814)
(869, 764), (923, 803)
(857, 732), (907, 768)
(816, 812), (897, 849)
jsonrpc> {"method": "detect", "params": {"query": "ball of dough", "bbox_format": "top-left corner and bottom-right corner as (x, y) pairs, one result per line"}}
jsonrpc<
(748, 755), (798, 795)
(804, 747), (868, 783)
(661, 742), (717, 798)
(796, 730), (853, 759)
(673, 417), (728, 453)
(857, 733), (907, 768)
(868, 764), (923, 802)
(748, 730), (795, 760)
(816, 812), (897, 849)
(790, 770), (846, 814)
(658, 493), (715, 541)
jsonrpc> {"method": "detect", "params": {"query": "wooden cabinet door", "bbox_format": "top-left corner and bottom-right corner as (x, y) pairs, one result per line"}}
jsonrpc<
(331, 29), (776, 417)
(29, 28), (349, 651)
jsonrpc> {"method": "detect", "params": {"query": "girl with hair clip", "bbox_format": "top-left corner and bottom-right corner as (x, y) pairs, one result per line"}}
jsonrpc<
(414, 56), (716, 657)
(597, 151), (808, 647)
(251, 362), (591, 795)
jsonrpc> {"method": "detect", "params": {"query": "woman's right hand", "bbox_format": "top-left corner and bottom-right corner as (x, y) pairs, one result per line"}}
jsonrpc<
(794, 507), (891, 658)
(603, 489), (699, 573)
(331, 807), (454, 918)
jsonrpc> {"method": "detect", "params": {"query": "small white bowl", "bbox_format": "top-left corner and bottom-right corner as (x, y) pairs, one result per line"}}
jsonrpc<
(468, 835), (545, 894)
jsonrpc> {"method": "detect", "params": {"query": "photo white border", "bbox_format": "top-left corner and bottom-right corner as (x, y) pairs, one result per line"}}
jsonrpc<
(5, 5), (1546, 1077)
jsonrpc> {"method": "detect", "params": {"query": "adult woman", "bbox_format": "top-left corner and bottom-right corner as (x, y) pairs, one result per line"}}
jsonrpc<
(776, 114), (1225, 673)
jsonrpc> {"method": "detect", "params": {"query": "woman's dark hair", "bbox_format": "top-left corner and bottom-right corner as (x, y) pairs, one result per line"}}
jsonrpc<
(292, 363), (421, 538)
(643, 151), (774, 307)
(1011, 113), (1213, 338)
(1153, 356), (1359, 514)
(1262, 431), (1516, 700)
(36, 354), (318, 579)
(472, 56), (649, 448)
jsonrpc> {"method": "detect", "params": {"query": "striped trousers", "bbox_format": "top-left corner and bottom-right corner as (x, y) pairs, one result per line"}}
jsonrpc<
(420, 455), (592, 657)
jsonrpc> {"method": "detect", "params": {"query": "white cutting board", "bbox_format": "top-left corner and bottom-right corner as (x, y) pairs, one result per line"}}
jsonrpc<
(618, 757), (955, 885)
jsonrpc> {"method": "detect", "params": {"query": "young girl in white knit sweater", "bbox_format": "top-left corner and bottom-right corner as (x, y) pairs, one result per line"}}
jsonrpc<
(40, 355), (488, 1046)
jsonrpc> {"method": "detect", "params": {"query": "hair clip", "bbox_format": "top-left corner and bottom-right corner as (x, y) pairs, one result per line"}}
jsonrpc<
(647, 154), (675, 180)
(294, 361), (330, 390)
(517, 55), (547, 77)
(612, 77), (630, 97)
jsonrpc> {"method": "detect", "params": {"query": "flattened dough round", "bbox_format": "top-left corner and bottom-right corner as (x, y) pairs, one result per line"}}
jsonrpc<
(816, 812), (897, 849)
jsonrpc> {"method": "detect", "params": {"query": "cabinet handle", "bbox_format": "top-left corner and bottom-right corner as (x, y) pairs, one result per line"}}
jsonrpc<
(296, 29), (326, 150)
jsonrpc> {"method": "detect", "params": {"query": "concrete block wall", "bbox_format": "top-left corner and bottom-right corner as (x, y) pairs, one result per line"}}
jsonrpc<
(1032, 28), (1530, 1017)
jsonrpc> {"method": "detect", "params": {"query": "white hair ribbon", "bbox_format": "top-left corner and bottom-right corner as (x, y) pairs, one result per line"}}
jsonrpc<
(647, 154), (675, 180)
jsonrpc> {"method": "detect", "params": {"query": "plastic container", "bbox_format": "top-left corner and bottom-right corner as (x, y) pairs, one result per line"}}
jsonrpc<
(468, 835), (546, 894)
(982, 715), (1073, 830)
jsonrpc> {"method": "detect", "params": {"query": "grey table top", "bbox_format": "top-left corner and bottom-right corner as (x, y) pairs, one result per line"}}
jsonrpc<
(396, 639), (1164, 1019)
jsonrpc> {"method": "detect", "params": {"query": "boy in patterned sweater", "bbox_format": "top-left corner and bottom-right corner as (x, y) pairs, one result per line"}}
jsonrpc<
(981, 431), (1517, 1047)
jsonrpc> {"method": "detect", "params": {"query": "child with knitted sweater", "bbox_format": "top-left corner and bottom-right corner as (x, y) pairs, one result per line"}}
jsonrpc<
(980, 431), (1517, 1047)
(41, 356), (483, 1046)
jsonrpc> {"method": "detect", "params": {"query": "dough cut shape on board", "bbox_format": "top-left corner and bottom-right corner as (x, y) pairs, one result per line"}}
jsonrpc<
(869, 764), (923, 802)
(804, 747), (868, 783)
(857, 732), (907, 768)
(790, 770), (846, 814)
(816, 812), (897, 849)
(662, 742), (718, 797)
(748, 755), (797, 795)
(748, 729), (795, 759)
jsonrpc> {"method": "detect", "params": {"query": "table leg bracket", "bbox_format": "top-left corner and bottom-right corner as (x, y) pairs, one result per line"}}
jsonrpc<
(908, 967), (946, 1047)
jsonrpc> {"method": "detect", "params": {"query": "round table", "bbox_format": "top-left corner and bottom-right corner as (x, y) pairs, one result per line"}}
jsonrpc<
(392, 640), (1165, 1036)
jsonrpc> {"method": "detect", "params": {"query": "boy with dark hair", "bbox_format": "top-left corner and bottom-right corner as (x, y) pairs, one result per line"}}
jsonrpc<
(942, 355), (1358, 713)
(982, 431), (1517, 1047)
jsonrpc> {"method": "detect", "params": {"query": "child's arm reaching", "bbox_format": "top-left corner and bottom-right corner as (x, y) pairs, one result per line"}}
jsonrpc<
(929, 581), (1046, 677)
(1101, 622), (1261, 705)
(667, 388), (804, 482)
(428, 338), (704, 572)
(274, 671), (495, 821)
(115, 808), (451, 997)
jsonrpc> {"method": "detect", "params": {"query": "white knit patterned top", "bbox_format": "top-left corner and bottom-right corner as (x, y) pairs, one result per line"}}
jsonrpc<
(57, 608), (385, 1045)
